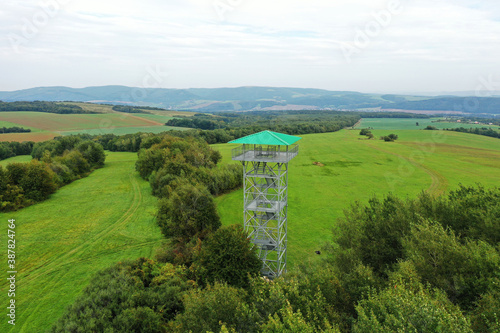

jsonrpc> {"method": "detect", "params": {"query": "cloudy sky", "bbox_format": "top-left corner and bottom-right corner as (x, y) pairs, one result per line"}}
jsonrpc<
(1, 0), (499, 93)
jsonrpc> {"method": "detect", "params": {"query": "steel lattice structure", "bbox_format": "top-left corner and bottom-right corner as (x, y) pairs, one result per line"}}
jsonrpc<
(231, 140), (299, 278)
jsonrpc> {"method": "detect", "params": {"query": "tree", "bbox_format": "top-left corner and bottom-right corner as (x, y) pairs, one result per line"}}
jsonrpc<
(354, 263), (472, 333)
(171, 282), (257, 333)
(359, 128), (371, 136)
(192, 225), (261, 288)
(17, 160), (57, 202)
(76, 140), (105, 168)
(156, 183), (221, 243)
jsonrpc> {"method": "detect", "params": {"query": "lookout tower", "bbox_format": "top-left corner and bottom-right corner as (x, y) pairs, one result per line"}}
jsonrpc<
(229, 131), (300, 278)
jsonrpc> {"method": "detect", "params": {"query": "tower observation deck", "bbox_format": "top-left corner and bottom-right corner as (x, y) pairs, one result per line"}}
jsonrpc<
(229, 131), (300, 278)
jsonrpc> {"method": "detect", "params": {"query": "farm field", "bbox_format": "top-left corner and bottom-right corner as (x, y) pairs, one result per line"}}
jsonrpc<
(0, 152), (164, 333)
(0, 111), (189, 142)
(58, 125), (186, 136)
(0, 112), (163, 131)
(356, 117), (500, 131)
(214, 129), (500, 267)
(61, 102), (196, 117)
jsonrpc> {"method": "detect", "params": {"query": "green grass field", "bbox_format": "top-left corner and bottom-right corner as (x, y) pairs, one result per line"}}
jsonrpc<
(356, 117), (500, 131)
(214, 129), (500, 267)
(0, 129), (499, 331)
(0, 155), (32, 166)
(0, 152), (164, 333)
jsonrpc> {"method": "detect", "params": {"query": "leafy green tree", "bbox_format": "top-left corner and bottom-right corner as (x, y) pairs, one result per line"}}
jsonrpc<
(192, 225), (261, 288)
(156, 183), (221, 243)
(469, 290), (500, 333)
(17, 160), (57, 202)
(261, 301), (340, 333)
(52, 258), (191, 333)
(354, 263), (472, 333)
(359, 128), (371, 136)
(76, 140), (105, 168)
(58, 150), (91, 175)
(171, 282), (256, 333)
(403, 220), (500, 310)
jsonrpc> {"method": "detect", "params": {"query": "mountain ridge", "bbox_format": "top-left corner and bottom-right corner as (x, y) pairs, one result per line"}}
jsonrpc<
(0, 86), (499, 115)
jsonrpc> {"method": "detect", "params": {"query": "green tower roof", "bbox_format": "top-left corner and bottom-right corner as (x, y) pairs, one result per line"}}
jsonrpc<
(229, 130), (301, 146)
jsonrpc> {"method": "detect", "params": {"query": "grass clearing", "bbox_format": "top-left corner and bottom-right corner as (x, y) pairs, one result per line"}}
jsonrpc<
(356, 118), (500, 131)
(0, 152), (164, 333)
(214, 129), (500, 267)
(0, 155), (32, 166)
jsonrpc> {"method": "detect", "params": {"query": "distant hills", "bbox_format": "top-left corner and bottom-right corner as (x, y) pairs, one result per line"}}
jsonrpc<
(0, 86), (499, 115)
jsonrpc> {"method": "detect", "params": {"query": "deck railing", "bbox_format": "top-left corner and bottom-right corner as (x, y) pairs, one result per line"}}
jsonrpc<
(232, 144), (299, 163)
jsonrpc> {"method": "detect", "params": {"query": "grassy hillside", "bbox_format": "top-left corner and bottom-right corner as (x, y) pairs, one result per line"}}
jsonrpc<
(0, 152), (164, 333)
(214, 129), (500, 267)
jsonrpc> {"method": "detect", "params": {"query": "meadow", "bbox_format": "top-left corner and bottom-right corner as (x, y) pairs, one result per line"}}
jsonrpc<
(214, 129), (500, 267)
(0, 152), (164, 333)
(356, 117), (500, 131)
(0, 127), (499, 331)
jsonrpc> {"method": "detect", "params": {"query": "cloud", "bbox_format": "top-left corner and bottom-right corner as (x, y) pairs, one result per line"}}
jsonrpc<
(1, 0), (499, 92)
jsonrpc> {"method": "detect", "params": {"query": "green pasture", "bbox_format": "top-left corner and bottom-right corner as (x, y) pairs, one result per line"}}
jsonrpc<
(0, 155), (32, 166)
(0, 152), (164, 333)
(356, 117), (500, 131)
(214, 129), (500, 267)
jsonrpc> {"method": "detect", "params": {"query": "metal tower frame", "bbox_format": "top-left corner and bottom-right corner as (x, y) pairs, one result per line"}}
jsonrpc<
(231, 142), (299, 278)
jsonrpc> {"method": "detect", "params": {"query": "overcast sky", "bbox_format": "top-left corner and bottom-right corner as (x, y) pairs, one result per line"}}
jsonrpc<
(1, 0), (500, 93)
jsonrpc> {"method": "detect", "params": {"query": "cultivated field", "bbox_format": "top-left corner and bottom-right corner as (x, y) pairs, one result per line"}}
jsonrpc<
(0, 152), (164, 333)
(214, 129), (500, 267)
(0, 110), (190, 142)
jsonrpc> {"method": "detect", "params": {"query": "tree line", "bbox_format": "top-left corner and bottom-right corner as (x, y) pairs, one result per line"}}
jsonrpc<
(446, 127), (500, 139)
(112, 105), (151, 113)
(0, 126), (31, 133)
(0, 136), (105, 212)
(0, 101), (95, 114)
(0, 141), (34, 161)
(53, 184), (500, 332)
